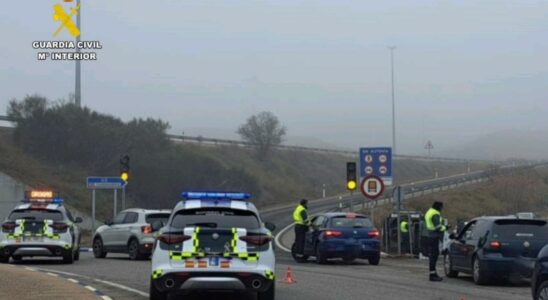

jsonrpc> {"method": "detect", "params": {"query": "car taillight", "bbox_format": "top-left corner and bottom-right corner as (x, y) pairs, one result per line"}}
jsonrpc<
(142, 225), (153, 234)
(1, 222), (16, 231)
(324, 230), (343, 238)
(50, 222), (69, 231)
(368, 229), (381, 238)
(239, 235), (272, 246)
(157, 233), (191, 245)
(490, 240), (502, 250)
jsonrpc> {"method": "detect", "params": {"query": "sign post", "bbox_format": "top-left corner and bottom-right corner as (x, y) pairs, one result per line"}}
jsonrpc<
(87, 176), (128, 233)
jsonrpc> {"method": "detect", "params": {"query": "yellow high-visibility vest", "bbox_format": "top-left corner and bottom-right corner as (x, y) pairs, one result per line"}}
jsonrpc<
(400, 220), (409, 233)
(425, 208), (446, 232)
(293, 205), (307, 225)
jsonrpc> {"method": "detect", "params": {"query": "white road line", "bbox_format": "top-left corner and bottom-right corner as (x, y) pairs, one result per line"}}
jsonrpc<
(31, 268), (149, 298)
(67, 278), (79, 284)
(46, 272), (59, 277)
(274, 222), (293, 253)
(85, 285), (97, 292)
(101, 296), (113, 300)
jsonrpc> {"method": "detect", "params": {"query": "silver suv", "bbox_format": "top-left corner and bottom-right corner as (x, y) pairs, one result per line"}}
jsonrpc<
(150, 192), (276, 300)
(93, 209), (171, 260)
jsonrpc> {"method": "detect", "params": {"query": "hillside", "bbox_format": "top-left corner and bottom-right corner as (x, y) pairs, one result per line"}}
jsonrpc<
(0, 97), (490, 223)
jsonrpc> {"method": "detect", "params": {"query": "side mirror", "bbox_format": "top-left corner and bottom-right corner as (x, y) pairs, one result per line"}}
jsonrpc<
(74, 217), (83, 224)
(449, 233), (456, 240)
(151, 221), (164, 232)
(264, 222), (276, 232)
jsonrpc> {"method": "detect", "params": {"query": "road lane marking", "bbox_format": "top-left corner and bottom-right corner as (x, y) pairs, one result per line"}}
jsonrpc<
(85, 285), (97, 292)
(275, 222), (294, 253)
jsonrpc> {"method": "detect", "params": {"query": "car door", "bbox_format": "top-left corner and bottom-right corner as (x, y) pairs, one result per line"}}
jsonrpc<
(304, 216), (325, 255)
(116, 212), (139, 249)
(450, 220), (476, 270)
(102, 212), (126, 248)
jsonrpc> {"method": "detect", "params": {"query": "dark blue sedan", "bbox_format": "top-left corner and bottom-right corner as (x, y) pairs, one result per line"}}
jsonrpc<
(297, 212), (381, 265)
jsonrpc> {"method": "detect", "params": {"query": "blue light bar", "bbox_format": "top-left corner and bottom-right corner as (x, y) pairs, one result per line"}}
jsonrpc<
(181, 192), (251, 201)
(22, 198), (64, 205)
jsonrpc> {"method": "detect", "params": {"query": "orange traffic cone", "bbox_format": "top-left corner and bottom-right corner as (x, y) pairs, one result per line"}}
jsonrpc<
(281, 267), (297, 284)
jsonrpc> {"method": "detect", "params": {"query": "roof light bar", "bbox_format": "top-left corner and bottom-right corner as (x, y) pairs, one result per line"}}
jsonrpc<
(181, 192), (251, 201)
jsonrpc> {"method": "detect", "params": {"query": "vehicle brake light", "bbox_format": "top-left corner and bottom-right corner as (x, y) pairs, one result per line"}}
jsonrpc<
(324, 230), (343, 238)
(490, 240), (502, 250)
(368, 229), (381, 238)
(1, 222), (16, 231)
(239, 235), (272, 246)
(157, 233), (191, 245)
(142, 225), (153, 234)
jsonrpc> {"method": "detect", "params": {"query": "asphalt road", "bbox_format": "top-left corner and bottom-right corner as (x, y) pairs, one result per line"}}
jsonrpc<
(13, 168), (538, 300)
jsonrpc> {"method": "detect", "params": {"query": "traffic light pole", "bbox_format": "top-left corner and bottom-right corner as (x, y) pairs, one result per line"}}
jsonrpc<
(113, 189), (117, 217)
(122, 186), (126, 210)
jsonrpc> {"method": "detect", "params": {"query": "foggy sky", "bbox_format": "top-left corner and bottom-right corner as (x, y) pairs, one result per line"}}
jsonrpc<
(1, 0), (547, 156)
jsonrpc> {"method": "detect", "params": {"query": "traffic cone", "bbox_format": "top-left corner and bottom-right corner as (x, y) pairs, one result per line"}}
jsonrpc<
(281, 267), (297, 284)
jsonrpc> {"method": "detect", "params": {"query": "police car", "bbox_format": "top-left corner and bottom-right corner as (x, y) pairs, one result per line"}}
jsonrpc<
(0, 190), (82, 264)
(150, 192), (276, 300)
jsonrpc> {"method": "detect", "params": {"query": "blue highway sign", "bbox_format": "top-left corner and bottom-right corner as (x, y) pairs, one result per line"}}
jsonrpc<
(359, 147), (393, 185)
(87, 177), (127, 189)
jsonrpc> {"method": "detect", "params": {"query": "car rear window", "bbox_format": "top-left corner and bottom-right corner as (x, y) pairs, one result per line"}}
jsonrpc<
(171, 208), (260, 230)
(146, 213), (170, 225)
(492, 219), (548, 240)
(329, 216), (373, 228)
(8, 209), (64, 221)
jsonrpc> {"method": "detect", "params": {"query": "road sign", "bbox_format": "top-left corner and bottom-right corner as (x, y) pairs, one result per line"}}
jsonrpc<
(360, 147), (393, 185)
(87, 177), (127, 189)
(360, 175), (385, 200)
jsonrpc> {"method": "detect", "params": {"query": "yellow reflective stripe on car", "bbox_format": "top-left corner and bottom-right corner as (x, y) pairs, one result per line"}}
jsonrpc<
(152, 269), (164, 279)
(223, 227), (260, 261)
(265, 269), (275, 280)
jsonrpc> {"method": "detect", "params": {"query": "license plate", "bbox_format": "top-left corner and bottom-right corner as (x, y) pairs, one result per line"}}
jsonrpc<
(209, 256), (219, 266)
(23, 237), (43, 242)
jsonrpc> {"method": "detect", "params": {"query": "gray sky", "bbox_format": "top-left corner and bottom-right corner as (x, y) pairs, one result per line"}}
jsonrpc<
(1, 0), (547, 156)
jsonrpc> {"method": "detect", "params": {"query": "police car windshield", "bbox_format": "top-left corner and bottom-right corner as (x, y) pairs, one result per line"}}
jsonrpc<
(9, 209), (64, 221)
(330, 216), (373, 228)
(171, 208), (260, 230)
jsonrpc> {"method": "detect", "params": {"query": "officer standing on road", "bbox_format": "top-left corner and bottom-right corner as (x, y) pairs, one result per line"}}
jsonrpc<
(424, 201), (447, 282)
(400, 219), (409, 253)
(293, 199), (310, 254)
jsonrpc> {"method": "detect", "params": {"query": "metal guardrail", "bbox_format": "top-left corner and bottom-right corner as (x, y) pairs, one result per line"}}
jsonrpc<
(0, 115), (495, 163)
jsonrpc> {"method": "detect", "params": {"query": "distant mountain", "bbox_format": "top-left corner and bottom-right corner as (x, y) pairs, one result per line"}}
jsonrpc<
(438, 130), (548, 160)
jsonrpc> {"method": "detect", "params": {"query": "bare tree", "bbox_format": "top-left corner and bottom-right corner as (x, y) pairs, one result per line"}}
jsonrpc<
(237, 111), (287, 159)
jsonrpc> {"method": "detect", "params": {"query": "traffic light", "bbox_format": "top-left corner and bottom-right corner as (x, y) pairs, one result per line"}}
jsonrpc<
(346, 162), (357, 190)
(120, 154), (130, 182)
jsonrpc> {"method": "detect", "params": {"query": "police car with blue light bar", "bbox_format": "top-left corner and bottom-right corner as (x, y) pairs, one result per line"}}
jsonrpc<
(150, 192), (277, 300)
(0, 190), (83, 264)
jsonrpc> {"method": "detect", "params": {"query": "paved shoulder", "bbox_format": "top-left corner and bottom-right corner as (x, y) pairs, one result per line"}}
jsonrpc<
(0, 264), (106, 300)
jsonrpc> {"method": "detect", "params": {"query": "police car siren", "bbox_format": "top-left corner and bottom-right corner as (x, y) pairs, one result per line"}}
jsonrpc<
(23, 189), (64, 204)
(181, 191), (251, 201)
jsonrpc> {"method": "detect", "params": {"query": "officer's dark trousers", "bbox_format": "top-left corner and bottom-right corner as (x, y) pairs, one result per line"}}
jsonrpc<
(294, 224), (308, 254)
(428, 237), (440, 272)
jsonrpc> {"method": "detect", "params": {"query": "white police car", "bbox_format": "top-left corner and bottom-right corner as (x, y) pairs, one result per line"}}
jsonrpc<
(150, 192), (276, 300)
(0, 190), (82, 264)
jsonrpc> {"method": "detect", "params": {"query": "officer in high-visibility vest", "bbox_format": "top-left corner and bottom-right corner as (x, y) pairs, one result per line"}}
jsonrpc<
(424, 201), (447, 282)
(293, 199), (310, 254)
(400, 220), (409, 253)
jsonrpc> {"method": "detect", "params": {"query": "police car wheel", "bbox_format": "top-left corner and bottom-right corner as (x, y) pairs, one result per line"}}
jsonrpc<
(0, 255), (9, 263)
(149, 279), (168, 300)
(63, 251), (74, 264)
(257, 281), (275, 300)
(93, 237), (107, 259)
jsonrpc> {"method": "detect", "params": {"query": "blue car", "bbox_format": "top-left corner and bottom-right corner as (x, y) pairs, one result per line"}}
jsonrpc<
(532, 245), (548, 300)
(293, 212), (381, 265)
